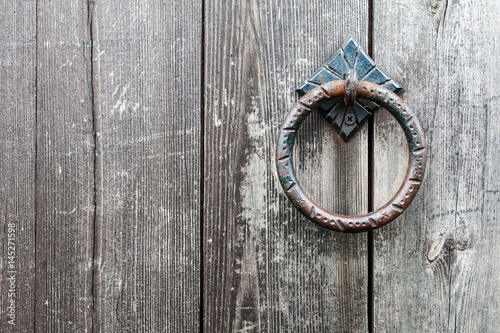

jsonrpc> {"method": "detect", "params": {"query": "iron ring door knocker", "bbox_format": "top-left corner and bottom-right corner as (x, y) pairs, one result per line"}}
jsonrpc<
(276, 38), (427, 232)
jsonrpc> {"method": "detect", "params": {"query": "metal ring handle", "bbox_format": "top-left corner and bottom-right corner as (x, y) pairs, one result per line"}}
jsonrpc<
(276, 80), (427, 232)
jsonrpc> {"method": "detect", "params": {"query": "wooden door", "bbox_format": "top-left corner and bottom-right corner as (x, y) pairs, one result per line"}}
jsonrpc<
(0, 0), (498, 332)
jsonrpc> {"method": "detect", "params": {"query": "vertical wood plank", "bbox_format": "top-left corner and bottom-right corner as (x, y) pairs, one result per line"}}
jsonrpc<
(35, 0), (94, 331)
(0, 1), (36, 331)
(483, 93), (500, 330)
(204, 1), (369, 331)
(373, 0), (500, 331)
(91, 1), (201, 331)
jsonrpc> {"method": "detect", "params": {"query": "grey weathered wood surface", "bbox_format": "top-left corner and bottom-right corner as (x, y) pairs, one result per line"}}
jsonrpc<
(1, 0), (201, 332)
(203, 1), (369, 331)
(372, 0), (500, 331)
(35, 1), (94, 331)
(0, 1), (36, 332)
(1, 0), (499, 332)
(91, 0), (201, 332)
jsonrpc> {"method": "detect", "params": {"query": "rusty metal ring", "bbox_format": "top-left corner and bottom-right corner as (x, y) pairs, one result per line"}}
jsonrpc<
(276, 80), (427, 232)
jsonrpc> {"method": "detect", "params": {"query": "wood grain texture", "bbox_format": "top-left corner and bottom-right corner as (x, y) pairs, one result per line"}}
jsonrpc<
(35, 0), (94, 331)
(0, 0), (36, 331)
(4, 0), (500, 331)
(204, 1), (369, 331)
(372, 0), (500, 331)
(91, 0), (201, 331)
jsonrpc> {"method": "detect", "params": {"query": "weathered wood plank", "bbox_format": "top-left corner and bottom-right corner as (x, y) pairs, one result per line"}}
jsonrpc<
(484, 95), (500, 330)
(91, 1), (201, 331)
(372, 0), (500, 331)
(204, 1), (369, 331)
(35, 0), (94, 331)
(0, 1), (36, 331)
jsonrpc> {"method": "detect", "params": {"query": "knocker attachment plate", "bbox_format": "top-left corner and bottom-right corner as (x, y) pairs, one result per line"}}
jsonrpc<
(296, 38), (402, 142)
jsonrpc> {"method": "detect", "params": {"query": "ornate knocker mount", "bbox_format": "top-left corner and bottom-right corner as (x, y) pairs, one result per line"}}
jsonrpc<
(276, 38), (427, 232)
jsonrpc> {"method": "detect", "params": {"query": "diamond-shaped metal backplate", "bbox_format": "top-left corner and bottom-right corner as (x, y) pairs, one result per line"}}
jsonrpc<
(296, 38), (403, 142)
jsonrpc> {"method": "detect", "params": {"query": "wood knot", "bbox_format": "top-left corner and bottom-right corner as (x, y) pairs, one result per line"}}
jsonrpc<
(427, 235), (445, 262)
(430, 0), (444, 15)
